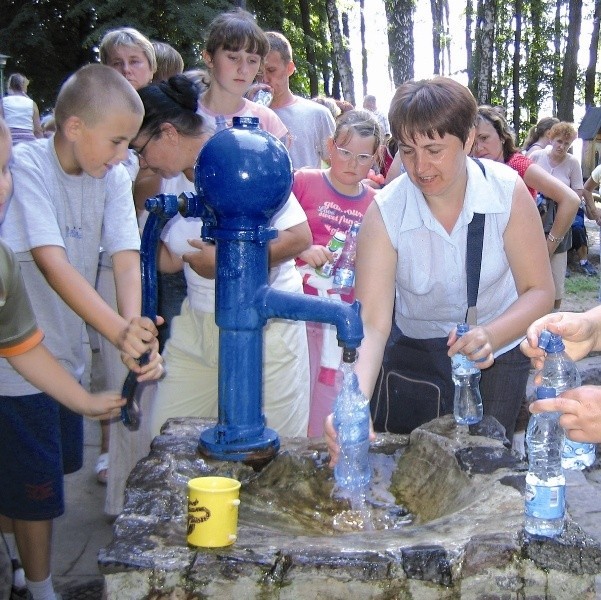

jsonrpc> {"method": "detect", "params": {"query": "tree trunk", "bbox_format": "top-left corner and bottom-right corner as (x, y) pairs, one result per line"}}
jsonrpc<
(431, 0), (442, 75)
(298, 0), (319, 97)
(552, 0), (563, 115)
(557, 0), (581, 121)
(585, 0), (601, 108)
(383, 0), (415, 86)
(430, 0), (450, 75)
(325, 0), (355, 104)
(512, 0), (522, 133)
(442, 0), (450, 75)
(466, 0), (474, 85)
(472, 0), (497, 104)
(360, 0), (368, 98)
(523, 0), (548, 127)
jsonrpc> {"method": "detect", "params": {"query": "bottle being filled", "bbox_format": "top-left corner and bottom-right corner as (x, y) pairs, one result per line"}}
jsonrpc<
(537, 330), (596, 470)
(333, 351), (371, 498)
(333, 222), (360, 293)
(316, 231), (346, 278)
(524, 386), (566, 537)
(451, 323), (483, 425)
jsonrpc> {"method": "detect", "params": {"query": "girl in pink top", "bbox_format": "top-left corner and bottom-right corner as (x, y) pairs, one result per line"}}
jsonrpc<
(196, 8), (288, 141)
(294, 109), (383, 436)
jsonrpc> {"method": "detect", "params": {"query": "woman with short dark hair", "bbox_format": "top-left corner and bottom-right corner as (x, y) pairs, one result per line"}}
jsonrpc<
(326, 76), (555, 456)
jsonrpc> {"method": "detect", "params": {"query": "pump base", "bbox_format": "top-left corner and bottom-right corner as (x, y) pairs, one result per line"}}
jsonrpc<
(198, 426), (280, 462)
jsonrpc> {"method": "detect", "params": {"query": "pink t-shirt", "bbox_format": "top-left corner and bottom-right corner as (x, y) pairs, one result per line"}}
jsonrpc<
(293, 169), (376, 298)
(293, 169), (376, 250)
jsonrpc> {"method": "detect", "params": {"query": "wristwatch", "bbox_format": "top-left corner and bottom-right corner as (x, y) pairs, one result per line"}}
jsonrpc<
(547, 232), (564, 243)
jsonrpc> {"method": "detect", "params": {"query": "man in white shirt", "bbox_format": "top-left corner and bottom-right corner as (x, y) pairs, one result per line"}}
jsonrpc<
(261, 31), (335, 169)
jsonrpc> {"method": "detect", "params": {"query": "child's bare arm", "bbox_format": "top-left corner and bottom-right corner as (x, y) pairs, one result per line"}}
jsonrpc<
(268, 222), (312, 265)
(31, 245), (163, 380)
(8, 343), (125, 419)
(157, 240), (184, 274)
(32, 245), (131, 347)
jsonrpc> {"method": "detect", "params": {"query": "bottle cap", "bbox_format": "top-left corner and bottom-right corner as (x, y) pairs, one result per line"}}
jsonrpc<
(232, 116), (259, 129)
(537, 329), (551, 350)
(544, 333), (565, 353)
(536, 386), (557, 399)
(333, 232), (346, 242)
(456, 323), (469, 337)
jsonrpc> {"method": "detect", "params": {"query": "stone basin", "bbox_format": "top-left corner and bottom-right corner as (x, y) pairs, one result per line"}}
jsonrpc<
(100, 415), (601, 599)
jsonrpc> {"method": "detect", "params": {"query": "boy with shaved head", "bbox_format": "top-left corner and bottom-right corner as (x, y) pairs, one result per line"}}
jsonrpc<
(0, 63), (163, 600)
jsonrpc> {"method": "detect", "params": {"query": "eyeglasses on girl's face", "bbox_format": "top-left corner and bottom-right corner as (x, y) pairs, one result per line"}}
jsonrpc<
(333, 143), (374, 166)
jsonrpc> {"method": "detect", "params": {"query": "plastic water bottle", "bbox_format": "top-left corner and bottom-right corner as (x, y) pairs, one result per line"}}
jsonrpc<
(333, 222), (360, 290)
(215, 115), (227, 132)
(252, 89), (273, 106)
(524, 386), (565, 537)
(451, 323), (483, 425)
(316, 231), (346, 277)
(333, 362), (371, 495)
(538, 330), (596, 470)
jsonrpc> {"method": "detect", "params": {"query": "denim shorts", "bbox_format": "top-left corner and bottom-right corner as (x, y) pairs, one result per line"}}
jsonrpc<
(0, 393), (83, 520)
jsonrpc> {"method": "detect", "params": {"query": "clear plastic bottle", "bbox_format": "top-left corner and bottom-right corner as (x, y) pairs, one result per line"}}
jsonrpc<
(537, 330), (596, 470)
(333, 222), (360, 290)
(215, 115), (227, 132)
(252, 89), (273, 106)
(451, 323), (483, 425)
(316, 231), (346, 277)
(333, 362), (371, 495)
(524, 386), (566, 537)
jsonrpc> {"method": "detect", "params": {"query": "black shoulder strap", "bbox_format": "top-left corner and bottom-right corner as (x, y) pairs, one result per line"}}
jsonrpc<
(466, 158), (486, 320)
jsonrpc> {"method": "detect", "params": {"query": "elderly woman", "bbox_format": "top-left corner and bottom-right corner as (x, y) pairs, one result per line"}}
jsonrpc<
(326, 77), (554, 461)
(528, 122), (584, 309)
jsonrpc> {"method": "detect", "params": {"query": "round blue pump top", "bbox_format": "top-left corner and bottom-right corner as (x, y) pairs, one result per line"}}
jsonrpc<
(194, 116), (293, 230)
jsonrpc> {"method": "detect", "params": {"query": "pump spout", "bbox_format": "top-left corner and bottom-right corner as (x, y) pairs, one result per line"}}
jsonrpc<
(256, 287), (363, 351)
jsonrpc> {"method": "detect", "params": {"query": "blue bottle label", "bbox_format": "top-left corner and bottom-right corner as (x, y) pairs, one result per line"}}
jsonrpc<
(525, 483), (565, 519)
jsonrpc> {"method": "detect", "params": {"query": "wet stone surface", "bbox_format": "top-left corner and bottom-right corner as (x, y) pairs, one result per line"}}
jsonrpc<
(100, 415), (601, 599)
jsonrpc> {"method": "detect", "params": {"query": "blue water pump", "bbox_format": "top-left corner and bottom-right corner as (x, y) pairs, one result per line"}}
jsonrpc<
(135, 117), (364, 462)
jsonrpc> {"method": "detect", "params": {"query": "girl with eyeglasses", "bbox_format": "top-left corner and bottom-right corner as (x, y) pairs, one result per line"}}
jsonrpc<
(293, 109), (383, 436)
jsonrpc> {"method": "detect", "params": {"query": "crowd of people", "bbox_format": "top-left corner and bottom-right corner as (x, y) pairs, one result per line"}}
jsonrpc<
(1, 7), (601, 600)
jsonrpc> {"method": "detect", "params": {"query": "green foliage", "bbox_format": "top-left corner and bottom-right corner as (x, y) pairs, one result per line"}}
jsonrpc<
(88, 0), (231, 69)
(265, 0), (331, 99)
(0, 0), (98, 109)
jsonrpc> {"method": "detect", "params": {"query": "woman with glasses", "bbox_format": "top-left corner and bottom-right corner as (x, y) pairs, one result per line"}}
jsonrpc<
(324, 77), (555, 459)
(293, 109), (382, 436)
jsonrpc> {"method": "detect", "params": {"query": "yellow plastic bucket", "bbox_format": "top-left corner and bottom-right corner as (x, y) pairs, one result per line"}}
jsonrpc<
(187, 476), (241, 547)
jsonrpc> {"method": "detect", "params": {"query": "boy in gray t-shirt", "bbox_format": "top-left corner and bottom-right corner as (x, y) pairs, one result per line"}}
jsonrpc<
(0, 64), (163, 600)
